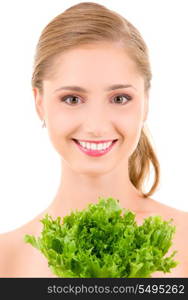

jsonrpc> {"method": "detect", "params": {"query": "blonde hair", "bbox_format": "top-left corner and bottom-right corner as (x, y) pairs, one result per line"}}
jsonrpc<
(31, 2), (160, 198)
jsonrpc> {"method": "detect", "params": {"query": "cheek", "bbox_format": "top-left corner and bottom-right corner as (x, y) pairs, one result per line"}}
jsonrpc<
(46, 103), (74, 135)
(118, 106), (142, 134)
(118, 109), (143, 155)
(45, 108), (73, 154)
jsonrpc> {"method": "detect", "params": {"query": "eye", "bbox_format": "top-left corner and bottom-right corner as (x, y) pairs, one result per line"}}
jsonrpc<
(60, 95), (81, 105)
(112, 94), (132, 104)
(60, 93), (133, 105)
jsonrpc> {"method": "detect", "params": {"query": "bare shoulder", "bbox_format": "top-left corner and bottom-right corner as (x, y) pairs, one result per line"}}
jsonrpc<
(0, 230), (18, 277)
(0, 233), (8, 267)
(147, 197), (188, 224)
(149, 197), (188, 258)
(143, 197), (188, 277)
(145, 197), (188, 249)
(0, 211), (46, 277)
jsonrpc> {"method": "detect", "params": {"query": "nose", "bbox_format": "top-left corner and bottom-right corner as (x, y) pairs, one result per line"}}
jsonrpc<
(84, 105), (112, 137)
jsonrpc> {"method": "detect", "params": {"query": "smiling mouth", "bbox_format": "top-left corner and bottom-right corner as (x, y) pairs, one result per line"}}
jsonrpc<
(72, 138), (118, 157)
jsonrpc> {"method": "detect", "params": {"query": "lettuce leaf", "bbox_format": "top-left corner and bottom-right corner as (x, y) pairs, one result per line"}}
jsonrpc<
(24, 197), (178, 277)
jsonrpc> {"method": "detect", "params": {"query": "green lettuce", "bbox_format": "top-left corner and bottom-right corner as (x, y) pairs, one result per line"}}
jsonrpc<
(24, 197), (178, 277)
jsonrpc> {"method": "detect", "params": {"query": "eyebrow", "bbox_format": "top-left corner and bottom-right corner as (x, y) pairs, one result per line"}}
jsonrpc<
(53, 84), (137, 93)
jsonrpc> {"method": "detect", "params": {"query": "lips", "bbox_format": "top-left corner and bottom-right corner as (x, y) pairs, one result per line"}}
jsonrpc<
(72, 139), (118, 157)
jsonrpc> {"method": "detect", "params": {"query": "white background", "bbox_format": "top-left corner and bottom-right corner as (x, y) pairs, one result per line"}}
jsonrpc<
(0, 0), (188, 234)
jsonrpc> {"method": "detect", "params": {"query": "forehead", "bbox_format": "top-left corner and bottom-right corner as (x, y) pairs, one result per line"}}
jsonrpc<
(44, 43), (144, 91)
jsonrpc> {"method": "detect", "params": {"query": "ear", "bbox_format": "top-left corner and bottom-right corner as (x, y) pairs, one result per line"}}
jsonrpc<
(143, 93), (149, 123)
(33, 88), (45, 121)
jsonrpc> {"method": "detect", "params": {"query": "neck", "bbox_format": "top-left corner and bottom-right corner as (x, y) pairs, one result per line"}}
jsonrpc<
(45, 158), (146, 219)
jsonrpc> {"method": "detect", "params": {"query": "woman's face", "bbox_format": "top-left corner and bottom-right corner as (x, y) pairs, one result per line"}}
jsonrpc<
(34, 42), (149, 176)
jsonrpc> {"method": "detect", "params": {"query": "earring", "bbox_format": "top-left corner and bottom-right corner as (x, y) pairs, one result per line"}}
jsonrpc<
(42, 120), (46, 128)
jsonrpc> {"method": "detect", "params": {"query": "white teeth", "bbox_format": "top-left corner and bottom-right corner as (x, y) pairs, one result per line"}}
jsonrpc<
(97, 144), (103, 150)
(78, 141), (113, 150)
(92, 143), (97, 150)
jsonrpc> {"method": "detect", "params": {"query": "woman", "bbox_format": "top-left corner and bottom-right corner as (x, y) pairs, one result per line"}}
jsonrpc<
(0, 2), (187, 278)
